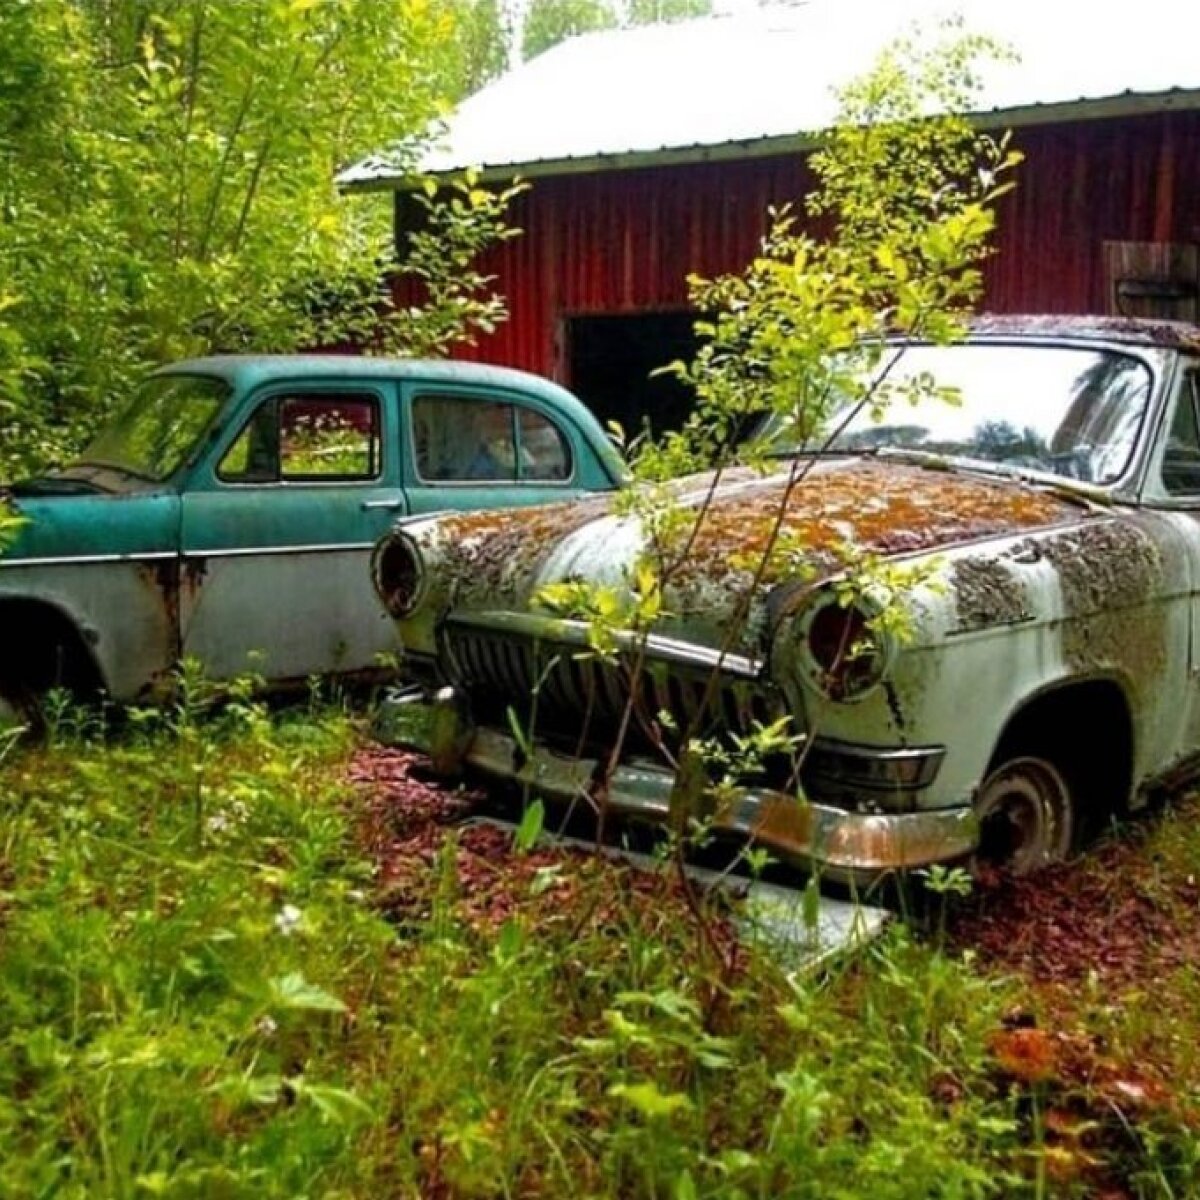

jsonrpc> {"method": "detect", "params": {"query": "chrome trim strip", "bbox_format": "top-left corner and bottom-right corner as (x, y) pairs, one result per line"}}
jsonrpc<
(448, 610), (764, 679)
(0, 542), (376, 568)
(465, 727), (974, 876)
(183, 542), (376, 559)
(0, 550), (178, 568)
(805, 738), (946, 789)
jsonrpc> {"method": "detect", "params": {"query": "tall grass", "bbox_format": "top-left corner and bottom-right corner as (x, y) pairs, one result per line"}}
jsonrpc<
(0, 694), (1193, 1196)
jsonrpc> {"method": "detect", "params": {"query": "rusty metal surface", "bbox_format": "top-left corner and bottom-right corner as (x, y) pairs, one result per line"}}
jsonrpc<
(966, 313), (1200, 351)
(424, 459), (1090, 661)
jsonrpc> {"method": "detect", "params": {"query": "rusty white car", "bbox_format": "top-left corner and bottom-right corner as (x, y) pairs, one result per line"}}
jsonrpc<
(372, 316), (1200, 879)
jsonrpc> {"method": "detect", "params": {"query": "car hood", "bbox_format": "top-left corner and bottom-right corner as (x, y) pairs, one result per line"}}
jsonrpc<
(426, 458), (1093, 654)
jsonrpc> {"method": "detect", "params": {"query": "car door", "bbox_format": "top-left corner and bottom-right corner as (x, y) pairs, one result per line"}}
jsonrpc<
(401, 385), (594, 515)
(178, 381), (407, 683)
(1143, 362), (1200, 765)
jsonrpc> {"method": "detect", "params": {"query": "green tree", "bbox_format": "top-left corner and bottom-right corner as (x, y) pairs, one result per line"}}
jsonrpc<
(0, 0), (518, 478)
(522, 0), (713, 61)
(627, 0), (712, 23)
(522, 0), (619, 60)
(435, 0), (512, 95)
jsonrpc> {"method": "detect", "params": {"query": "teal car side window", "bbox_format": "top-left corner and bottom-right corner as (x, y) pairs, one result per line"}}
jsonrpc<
(219, 392), (382, 483)
(413, 394), (573, 483)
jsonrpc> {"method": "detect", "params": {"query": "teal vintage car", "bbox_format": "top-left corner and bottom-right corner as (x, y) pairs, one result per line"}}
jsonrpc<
(0, 356), (625, 722)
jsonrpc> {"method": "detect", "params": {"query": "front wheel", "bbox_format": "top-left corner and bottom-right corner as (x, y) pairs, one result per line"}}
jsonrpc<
(973, 755), (1074, 875)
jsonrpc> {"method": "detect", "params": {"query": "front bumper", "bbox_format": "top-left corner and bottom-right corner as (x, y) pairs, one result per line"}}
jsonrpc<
(375, 686), (978, 880)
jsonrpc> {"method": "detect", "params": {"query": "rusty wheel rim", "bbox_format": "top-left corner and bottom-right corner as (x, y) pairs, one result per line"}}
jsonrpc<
(974, 756), (1073, 875)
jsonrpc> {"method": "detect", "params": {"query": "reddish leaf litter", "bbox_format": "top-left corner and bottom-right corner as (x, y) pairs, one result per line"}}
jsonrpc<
(947, 835), (1200, 991)
(947, 819), (1200, 1195)
(346, 748), (1199, 1194)
(345, 745), (741, 961)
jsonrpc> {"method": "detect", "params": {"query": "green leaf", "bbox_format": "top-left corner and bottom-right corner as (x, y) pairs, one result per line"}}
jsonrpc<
(802, 876), (822, 935)
(506, 705), (533, 758)
(609, 1081), (693, 1120)
(289, 1078), (375, 1124)
(267, 972), (347, 1013)
(514, 798), (544, 852)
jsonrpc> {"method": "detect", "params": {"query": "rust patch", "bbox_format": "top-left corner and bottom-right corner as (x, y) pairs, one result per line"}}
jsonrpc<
(968, 313), (1200, 352)
(1040, 522), (1161, 617)
(669, 462), (1081, 589)
(436, 493), (617, 608)
(429, 461), (1090, 659)
(950, 557), (1030, 633)
(1040, 521), (1166, 699)
(133, 559), (184, 662)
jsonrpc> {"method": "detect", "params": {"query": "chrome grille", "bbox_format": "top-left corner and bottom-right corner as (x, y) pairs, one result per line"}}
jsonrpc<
(442, 620), (777, 748)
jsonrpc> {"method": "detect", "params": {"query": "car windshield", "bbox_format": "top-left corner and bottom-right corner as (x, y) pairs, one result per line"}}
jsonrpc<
(73, 374), (229, 481)
(759, 343), (1155, 486)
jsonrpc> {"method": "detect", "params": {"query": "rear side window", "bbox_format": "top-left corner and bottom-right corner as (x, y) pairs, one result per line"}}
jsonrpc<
(220, 392), (381, 482)
(1162, 374), (1200, 496)
(413, 395), (572, 483)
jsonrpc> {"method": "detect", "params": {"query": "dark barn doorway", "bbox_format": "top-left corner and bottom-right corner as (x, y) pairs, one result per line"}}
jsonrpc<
(566, 312), (700, 440)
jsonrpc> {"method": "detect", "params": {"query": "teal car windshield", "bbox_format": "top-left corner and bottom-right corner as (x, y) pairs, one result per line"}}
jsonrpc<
(759, 343), (1154, 486)
(75, 375), (229, 481)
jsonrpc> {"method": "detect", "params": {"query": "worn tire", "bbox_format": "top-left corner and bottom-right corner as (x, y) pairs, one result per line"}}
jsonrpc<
(973, 755), (1074, 876)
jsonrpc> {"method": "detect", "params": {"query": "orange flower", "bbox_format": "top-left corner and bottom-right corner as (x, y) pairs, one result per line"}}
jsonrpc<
(990, 1027), (1058, 1084)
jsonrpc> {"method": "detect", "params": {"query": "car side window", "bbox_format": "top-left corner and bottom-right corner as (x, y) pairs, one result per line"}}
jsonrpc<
(219, 392), (381, 483)
(413, 395), (572, 483)
(1161, 374), (1200, 496)
(518, 407), (571, 481)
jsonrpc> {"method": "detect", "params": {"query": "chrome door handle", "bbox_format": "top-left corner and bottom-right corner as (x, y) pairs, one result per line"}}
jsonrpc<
(360, 498), (407, 512)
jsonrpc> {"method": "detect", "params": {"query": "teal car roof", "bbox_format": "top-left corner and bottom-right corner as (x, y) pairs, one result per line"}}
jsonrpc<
(159, 354), (573, 401)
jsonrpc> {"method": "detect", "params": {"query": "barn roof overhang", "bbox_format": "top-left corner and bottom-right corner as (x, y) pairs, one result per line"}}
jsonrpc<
(338, 0), (1200, 194)
(339, 87), (1200, 193)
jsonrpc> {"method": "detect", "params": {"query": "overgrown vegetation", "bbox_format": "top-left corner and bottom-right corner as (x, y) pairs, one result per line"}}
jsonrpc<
(524, 24), (1020, 964)
(1, 698), (1196, 1197)
(0, 1), (521, 478)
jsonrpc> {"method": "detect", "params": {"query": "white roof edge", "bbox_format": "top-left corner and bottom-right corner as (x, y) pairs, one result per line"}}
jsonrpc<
(337, 86), (1200, 193)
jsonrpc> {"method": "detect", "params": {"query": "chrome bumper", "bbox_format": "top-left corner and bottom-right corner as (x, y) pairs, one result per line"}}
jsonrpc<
(375, 686), (978, 879)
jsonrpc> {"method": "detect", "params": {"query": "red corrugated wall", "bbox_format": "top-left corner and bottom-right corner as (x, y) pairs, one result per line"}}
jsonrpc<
(422, 109), (1200, 378)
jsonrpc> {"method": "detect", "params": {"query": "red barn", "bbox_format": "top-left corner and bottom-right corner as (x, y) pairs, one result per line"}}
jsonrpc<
(341, 0), (1200, 433)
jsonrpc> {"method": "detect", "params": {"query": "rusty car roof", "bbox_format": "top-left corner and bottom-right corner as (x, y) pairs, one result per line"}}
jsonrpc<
(965, 314), (1200, 351)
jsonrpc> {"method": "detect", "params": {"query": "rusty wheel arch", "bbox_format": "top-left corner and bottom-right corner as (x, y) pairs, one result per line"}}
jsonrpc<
(986, 675), (1135, 853)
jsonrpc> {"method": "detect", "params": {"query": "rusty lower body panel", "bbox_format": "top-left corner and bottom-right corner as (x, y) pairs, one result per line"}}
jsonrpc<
(376, 685), (978, 881)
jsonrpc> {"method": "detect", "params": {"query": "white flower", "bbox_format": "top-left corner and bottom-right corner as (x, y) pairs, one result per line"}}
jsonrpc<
(256, 1015), (278, 1037)
(274, 904), (302, 936)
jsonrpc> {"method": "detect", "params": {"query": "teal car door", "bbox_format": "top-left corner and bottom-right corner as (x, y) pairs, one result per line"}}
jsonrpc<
(178, 382), (407, 683)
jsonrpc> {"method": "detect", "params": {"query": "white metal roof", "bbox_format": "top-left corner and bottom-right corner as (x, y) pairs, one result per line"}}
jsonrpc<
(339, 0), (1200, 189)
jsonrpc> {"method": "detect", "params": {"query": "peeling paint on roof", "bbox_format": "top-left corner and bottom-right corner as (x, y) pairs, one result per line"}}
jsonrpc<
(339, 0), (1200, 188)
(966, 314), (1200, 352)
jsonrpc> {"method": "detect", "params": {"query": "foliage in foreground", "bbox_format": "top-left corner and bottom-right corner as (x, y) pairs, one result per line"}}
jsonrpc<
(0, 700), (1193, 1198)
